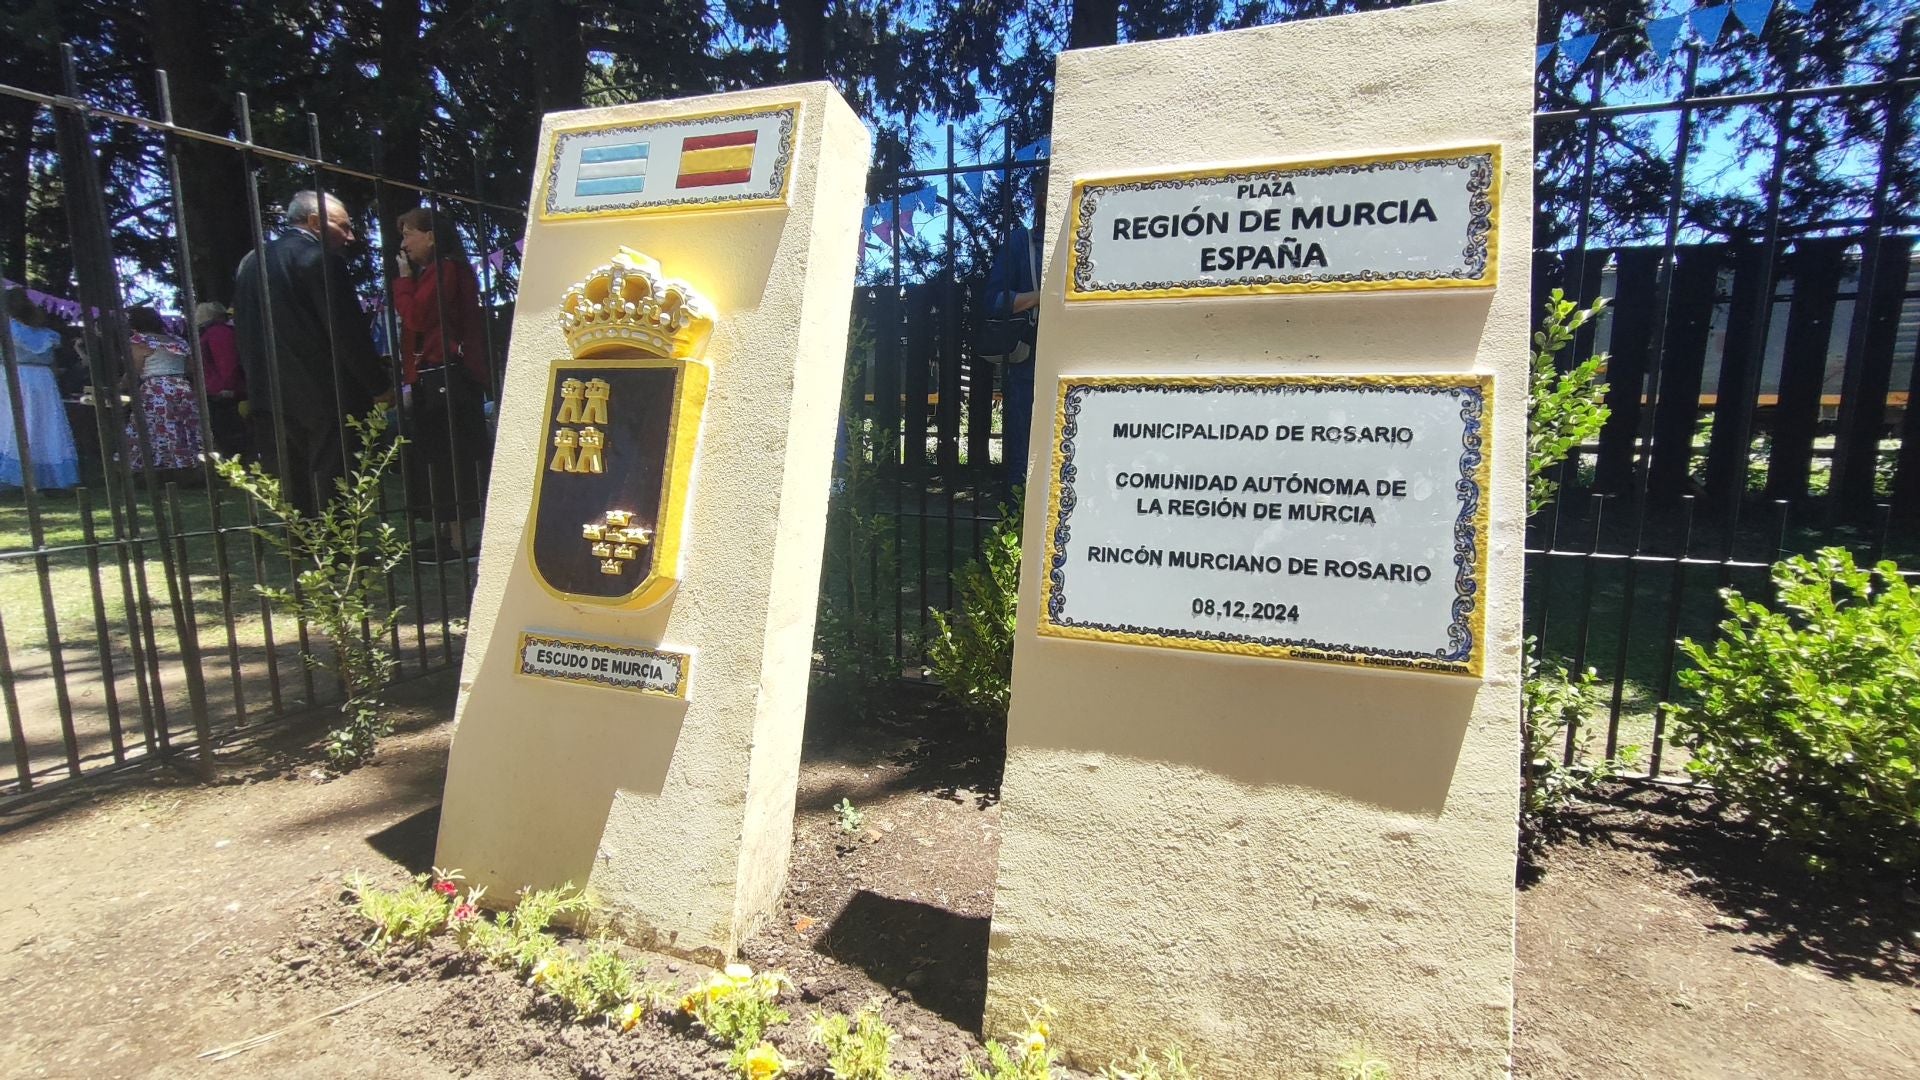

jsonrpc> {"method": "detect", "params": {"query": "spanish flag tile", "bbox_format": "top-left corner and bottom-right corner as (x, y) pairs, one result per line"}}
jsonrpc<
(676, 130), (758, 189)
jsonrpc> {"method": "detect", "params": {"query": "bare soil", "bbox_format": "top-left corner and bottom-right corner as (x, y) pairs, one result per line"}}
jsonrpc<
(3, 673), (1917, 1079)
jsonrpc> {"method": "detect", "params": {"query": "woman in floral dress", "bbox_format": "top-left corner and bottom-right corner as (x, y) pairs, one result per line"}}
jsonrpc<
(123, 307), (205, 473)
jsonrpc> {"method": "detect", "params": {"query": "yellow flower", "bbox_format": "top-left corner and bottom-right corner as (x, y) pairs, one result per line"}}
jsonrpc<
(1034, 1020), (1050, 1040)
(742, 1041), (785, 1079)
(529, 958), (555, 985)
(677, 991), (699, 1015)
(615, 1001), (644, 1032)
(1023, 1029), (1048, 1058)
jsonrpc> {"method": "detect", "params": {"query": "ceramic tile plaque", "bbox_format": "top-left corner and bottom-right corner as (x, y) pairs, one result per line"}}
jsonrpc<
(1038, 374), (1491, 675)
(517, 632), (690, 698)
(1065, 145), (1499, 300)
(539, 103), (800, 219)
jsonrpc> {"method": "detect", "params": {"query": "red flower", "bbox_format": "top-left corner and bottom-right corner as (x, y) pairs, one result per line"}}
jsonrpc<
(451, 903), (477, 921)
(433, 879), (458, 896)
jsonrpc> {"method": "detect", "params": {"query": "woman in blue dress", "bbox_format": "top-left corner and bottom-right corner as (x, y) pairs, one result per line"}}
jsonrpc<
(1, 287), (81, 491)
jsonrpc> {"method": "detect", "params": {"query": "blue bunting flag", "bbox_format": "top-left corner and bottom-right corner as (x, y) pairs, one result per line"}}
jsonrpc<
(1731, 0), (1774, 34)
(1690, 4), (1732, 43)
(1645, 14), (1689, 59)
(1559, 33), (1599, 69)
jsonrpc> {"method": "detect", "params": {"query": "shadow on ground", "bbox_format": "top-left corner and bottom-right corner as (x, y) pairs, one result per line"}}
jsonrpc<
(1539, 783), (1919, 985)
(0, 668), (458, 838)
(816, 889), (991, 1030)
(797, 684), (1006, 814)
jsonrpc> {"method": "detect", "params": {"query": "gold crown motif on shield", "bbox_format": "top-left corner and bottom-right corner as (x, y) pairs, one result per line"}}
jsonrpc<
(560, 247), (714, 359)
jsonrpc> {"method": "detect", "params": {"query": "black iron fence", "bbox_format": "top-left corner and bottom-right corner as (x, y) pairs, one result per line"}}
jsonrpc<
(1, 48), (524, 799)
(831, 18), (1920, 780)
(6, 15), (1919, 801)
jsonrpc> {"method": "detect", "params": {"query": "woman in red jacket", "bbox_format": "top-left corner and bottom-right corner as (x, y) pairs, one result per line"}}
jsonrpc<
(392, 206), (493, 563)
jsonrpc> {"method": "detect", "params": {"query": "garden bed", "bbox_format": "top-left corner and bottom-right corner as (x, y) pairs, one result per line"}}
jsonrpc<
(2, 671), (1916, 1078)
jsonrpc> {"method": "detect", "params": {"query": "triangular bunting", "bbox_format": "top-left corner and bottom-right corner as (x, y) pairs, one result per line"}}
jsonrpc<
(1731, 0), (1774, 34)
(1782, 0), (1813, 12)
(958, 171), (984, 197)
(1537, 42), (1554, 66)
(1690, 4), (1731, 44)
(1645, 14), (1688, 59)
(1559, 33), (1598, 69)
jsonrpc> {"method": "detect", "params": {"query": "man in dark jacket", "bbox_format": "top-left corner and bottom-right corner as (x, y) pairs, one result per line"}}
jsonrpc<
(232, 190), (388, 515)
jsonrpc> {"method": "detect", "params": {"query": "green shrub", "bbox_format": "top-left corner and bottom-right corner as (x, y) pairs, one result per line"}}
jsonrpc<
(810, 1000), (898, 1079)
(534, 938), (655, 1023)
(1519, 290), (1619, 851)
(834, 797), (866, 835)
(345, 867), (477, 952)
(458, 882), (591, 974)
(1520, 638), (1634, 851)
(215, 410), (407, 765)
(926, 495), (1022, 722)
(1101, 1045), (1196, 1079)
(966, 1001), (1059, 1080)
(1526, 288), (1610, 517)
(1665, 547), (1920, 874)
(814, 343), (901, 709)
(678, 963), (792, 1052)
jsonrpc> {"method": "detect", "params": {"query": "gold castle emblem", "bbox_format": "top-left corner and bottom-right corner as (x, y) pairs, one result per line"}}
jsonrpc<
(583, 509), (653, 576)
(529, 246), (714, 610)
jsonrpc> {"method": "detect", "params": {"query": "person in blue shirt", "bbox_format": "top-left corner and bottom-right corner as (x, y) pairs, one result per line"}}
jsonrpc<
(984, 180), (1045, 485)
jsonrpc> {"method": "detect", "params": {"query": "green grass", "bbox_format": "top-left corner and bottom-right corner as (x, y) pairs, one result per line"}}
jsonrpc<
(0, 478), (472, 659)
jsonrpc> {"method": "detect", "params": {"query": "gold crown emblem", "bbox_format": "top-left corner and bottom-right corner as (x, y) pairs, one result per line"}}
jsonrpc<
(560, 247), (714, 359)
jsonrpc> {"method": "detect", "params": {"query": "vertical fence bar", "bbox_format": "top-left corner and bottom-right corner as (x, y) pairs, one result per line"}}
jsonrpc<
(1629, 46), (1700, 512)
(75, 490), (125, 761)
(885, 188), (904, 659)
(1827, 20), (1916, 515)
(1534, 48), (1610, 601)
(154, 71), (222, 494)
(1646, 495), (1697, 775)
(1563, 494), (1607, 764)
(243, 496), (285, 717)
(164, 482), (216, 776)
(941, 125), (961, 617)
(56, 45), (178, 757)
(0, 280), (80, 777)
(369, 169), (432, 670)
(235, 92), (298, 708)
(304, 113), (355, 703)
(201, 482), (246, 726)
(156, 68), (248, 727)
(0, 603), (30, 790)
(50, 50), (161, 755)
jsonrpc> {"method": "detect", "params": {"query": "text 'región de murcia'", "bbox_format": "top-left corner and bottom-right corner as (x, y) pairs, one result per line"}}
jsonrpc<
(1067, 146), (1499, 299)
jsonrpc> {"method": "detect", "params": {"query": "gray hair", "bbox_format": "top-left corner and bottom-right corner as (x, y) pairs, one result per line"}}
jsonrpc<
(194, 301), (229, 328)
(283, 190), (347, 227)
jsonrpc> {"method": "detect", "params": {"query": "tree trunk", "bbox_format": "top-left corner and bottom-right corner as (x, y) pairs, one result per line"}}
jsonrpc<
(143, 0), (252, 305)
(0, 97), (32, 284)
(776, 0), (830, 80)
(378, 0), (426, 195)
(530, 0), (588, 117)
(1068, 0), (1122, 50)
